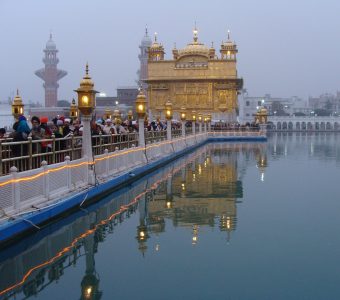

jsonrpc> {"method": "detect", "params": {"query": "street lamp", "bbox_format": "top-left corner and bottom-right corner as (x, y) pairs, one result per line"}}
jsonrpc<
(12, 89), (24, 121)
(165, 100), (173, 120)
(135, 89), (147, 147)
(103, 107), (112, 120)
(192, 110), (197, 135)
(128, 110), (133, 121)
(165, 99), (173, 140)
(198, 113), (203, 133)
(70, 98), (78, 121)
(75, 63), (98, 159)
(180, 106), (186, 137)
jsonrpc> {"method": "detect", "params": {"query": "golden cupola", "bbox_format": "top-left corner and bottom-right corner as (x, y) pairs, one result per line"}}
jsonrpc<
(220, 30), (238, 60)
(172, 43), (179, 60)
(148, 32), (165, 61)
(177, 27), (209, 59)
(209, 42), (216, 59)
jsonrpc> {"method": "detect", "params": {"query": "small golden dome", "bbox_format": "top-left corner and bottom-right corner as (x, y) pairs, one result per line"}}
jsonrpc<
(13, 89), (23, 104)
(150, 32), (162, 49)
(80, 63), (94, 88)
(136, 89), (146, 100)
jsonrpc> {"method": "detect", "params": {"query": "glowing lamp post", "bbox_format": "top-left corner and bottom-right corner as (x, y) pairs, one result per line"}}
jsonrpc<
(192, 110), (197, 135)
(70, 98), (78, 121)
(128, 110), (133, 121)
(198, 113), (203, 133)
(12, 89), (24, 121)
(207, 113), (212, 131)
(204, 115), (208, 132)
(180, 107), (186, 137)
(103, 107), (112, 120)
(74, 64), (98, 179)
(135, 90), (147, 147)
(165, 100), (173, 140)
(113, 109), (121, 125)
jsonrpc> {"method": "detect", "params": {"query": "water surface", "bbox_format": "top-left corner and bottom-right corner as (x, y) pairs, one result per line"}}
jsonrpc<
(1, 133), (340, 300)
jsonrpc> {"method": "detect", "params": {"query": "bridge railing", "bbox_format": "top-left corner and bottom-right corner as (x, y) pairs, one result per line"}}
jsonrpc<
(0, 135), (83, 176)
(91, 132), (139, 155)
(145, 130), (167, 144)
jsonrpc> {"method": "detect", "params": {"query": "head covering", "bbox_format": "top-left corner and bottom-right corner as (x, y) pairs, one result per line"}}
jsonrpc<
(106, 119), (112, 123)
(18, 115), (26, 122)
(64, 118), (71, 123)
(31, 116), (40, 124)
(40, 116), (48, 123)
(57, 120), (64, 126)
(17, 119), (31, 134)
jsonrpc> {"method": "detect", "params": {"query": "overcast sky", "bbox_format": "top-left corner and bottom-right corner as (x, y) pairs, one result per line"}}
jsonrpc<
(0, 0), (339, 104)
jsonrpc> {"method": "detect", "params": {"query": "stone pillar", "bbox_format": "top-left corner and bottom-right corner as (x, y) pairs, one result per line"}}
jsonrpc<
(192, 121), (196, 135)
(167, 120), (172, 140)
(138, 118), (145, 147)
(82, 115), (95, 185)
(181, 121), (186, 137)
(199, 122), (202, 134)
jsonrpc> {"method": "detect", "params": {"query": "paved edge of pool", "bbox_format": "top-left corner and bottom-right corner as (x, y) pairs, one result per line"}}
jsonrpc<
(0, 136), (266, 248)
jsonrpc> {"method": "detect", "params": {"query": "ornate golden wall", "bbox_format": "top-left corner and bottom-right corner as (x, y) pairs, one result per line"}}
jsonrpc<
(146, 56), (243, 117)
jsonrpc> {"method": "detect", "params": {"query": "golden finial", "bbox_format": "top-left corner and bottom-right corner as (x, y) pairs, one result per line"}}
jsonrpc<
(227, 29), (231, 40)
(85, 63), (89, 75)
(211, 41), (214, 48)
(174, 42), (177, 49)
(16, 88), (19, 96)
(154, 32), (158, 42)
(145, 25), (148, 37)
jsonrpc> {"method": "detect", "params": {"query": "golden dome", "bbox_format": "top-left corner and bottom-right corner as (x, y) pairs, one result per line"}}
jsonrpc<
(260, 107), (268, 114)
(136, 89), (146, 100)
(178, 28), (209, 58)
(150, 32), (162, 49)
(80, 63), (94, 88)
(221, 30), (237, 49)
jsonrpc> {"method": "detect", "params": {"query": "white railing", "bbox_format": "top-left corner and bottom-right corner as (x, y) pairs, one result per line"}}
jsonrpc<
(0, 129), (267, 218)
(0, 132), (209, 218)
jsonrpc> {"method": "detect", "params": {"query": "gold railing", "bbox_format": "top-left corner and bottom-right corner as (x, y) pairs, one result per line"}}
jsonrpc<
(0, 135), (82, 176)
(91, 132), (139, 155)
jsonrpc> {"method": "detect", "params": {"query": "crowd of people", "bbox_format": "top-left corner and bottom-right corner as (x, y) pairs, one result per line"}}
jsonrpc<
(0, 115), (186, 156)
(0, 114), (260, 158)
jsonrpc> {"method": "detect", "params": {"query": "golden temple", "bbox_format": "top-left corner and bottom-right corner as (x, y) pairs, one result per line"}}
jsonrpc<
(145, 27), (243, 121)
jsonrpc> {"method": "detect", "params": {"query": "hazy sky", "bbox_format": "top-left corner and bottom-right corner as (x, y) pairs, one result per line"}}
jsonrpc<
(1, 0), (339, 104)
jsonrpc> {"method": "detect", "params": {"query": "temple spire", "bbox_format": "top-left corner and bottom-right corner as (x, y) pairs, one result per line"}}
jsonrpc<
(145, 25), (148, 37)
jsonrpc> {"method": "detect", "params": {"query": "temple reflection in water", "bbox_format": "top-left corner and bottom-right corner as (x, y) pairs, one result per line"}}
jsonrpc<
(139, 145), (245, 250)
(0, 143), (266, 299)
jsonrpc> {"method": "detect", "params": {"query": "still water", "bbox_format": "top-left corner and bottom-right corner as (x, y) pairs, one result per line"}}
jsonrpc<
(1, 133), (340, 300)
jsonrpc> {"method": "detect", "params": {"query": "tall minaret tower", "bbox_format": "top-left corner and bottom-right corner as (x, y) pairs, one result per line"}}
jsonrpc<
(138, 26), (152, 91)
(35, 34), (67, 107)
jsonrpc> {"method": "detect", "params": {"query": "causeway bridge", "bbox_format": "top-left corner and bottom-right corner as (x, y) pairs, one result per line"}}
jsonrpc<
(0, 126), (266, 245)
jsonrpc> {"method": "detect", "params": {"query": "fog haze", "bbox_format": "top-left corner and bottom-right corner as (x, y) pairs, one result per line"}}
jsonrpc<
(0, 0), (339, 103)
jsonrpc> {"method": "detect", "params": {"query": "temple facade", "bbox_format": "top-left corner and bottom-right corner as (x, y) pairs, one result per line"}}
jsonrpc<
(145, 28), (243, 121)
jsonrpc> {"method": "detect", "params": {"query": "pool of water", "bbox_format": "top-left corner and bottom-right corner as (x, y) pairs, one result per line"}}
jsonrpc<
(1, 133), (340, 300)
